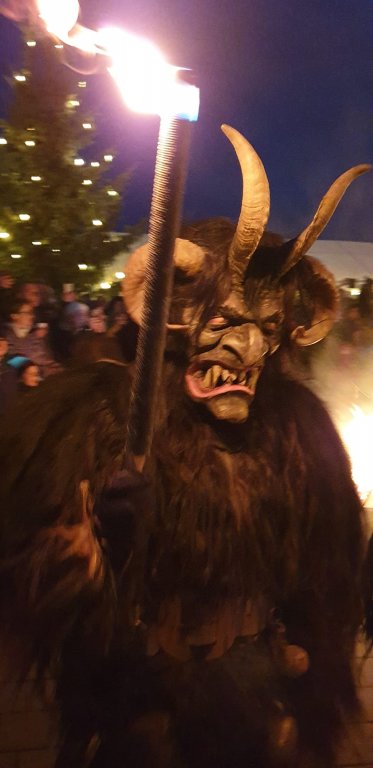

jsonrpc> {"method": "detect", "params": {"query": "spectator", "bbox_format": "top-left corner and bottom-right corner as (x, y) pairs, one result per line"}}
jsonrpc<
(17, 359), (42, 395)
(52, 300), (90, 363)
(106, 296), (129, 336)
(4, 299), (56, 376)
(358, 278), (373, 325)
(61, 283), (77, 306)
(17, 281), (56, 324)
(0, 334), (17, 415)
(334, 303), (363, 346)
(0, 270), (14, 324)
(88, 300), (107, 333)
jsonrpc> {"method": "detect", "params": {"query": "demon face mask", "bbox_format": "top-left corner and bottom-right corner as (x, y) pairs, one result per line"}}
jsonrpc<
(122, 125), (370, 423)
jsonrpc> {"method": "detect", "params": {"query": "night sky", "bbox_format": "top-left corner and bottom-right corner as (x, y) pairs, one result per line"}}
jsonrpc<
(0, 0), (372, 242)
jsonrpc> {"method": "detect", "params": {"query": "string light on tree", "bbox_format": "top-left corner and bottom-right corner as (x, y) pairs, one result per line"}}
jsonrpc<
(0, 26), (130, 290)
(104, 154), (113, 162)
(78, 263), (88, 270)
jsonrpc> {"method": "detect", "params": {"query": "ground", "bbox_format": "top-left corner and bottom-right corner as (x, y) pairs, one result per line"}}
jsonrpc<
(0, 642), (372, 767)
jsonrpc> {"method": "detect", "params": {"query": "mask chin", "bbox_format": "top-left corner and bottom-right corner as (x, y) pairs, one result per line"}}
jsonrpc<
(205, 392), (252, 423)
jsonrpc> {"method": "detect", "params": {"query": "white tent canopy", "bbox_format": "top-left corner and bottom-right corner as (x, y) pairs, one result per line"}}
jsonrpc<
(308, 241), (373, 283)
(104, 238), (373, 287)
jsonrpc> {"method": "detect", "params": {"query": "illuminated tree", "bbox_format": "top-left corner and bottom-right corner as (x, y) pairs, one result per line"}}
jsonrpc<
(0, 30), (133, 290)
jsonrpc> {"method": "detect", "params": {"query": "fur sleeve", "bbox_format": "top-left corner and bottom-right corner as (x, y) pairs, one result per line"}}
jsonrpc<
(0, 363), (138, 676)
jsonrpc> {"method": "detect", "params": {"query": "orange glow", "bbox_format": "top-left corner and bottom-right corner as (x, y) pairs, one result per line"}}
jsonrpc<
(338, 405), (373, 506)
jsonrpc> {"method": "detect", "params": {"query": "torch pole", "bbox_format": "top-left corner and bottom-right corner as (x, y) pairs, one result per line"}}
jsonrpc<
(126, 113), (192, 470)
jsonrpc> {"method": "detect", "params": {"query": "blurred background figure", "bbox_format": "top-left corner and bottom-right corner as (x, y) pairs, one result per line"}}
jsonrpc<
(5, 300), (34, 352)
(88, 300), (107, 333)
(359, 278), (373, 326)
(0, 334), (17, 415)
(4, 299), (57, 376)
(51, 300), (89, 363)
(0, 270), (14, 324)
(16, 280), (58, 325)
(106, 295), (129, 336)
(16, 359), (41, 395)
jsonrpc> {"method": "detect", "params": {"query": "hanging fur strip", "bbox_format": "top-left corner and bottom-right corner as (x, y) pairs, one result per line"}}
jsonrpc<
(0, 355), (367, 767)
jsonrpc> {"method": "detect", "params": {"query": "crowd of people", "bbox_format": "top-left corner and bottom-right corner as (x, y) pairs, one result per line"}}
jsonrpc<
(0, 269), (138, 416)
(1, 268), (373, 421)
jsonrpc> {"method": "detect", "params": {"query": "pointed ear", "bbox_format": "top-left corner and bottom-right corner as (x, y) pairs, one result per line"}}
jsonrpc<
(290, 257), (339, 346)
(122, 238), (205, 328)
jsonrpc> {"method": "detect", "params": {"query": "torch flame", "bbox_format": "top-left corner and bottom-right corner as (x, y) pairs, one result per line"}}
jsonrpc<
(32, 1), (199, 119)
(98, 26), (172, 116)
(338, 405), (373, 507)
(37, 0), (79, 38)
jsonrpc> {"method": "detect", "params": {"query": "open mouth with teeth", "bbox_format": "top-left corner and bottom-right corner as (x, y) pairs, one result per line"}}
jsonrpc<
(185, 361), (261, 400)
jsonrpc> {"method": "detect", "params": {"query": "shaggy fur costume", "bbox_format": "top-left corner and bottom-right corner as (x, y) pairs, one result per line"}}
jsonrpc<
(0, 350), (366, 768)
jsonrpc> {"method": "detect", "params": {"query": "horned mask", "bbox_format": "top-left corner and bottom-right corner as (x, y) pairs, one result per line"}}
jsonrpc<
(123, 125), (370, 423)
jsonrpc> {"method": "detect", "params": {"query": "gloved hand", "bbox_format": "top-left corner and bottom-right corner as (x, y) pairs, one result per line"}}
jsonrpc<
(93, 467), (154, 578)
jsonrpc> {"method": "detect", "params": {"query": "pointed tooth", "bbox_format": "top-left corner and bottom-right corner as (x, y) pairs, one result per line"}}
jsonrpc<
(211, 365), (221, 386)
(221, 369), (230, 382)
(238, 370), (246, 384)
(203, 370), (212, 388)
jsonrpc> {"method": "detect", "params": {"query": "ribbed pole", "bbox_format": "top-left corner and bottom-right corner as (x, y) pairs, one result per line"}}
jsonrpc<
(126, 115), (192, 466)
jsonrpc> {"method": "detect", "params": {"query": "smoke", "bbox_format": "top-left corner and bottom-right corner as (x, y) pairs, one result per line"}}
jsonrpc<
(307, 332), (373, 509)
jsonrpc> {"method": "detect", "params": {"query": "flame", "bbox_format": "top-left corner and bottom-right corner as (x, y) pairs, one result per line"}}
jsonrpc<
(338, 405), (373, 507)
(98, 26), (172, 116)
(37, 0), (79, 38)
(31, 1), (199, 118)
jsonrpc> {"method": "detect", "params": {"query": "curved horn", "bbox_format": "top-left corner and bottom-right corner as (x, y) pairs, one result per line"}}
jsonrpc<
(221, 124), (270, 289)
(122, 238), (205, 327)
(280, 164), (371, 277)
